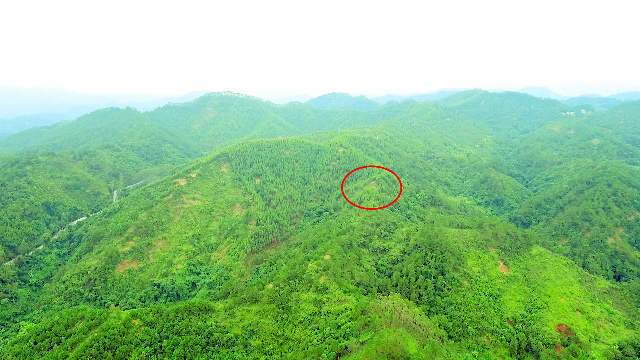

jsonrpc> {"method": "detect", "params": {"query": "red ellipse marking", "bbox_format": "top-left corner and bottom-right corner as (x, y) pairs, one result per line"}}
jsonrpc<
(341, 165), (402, 210)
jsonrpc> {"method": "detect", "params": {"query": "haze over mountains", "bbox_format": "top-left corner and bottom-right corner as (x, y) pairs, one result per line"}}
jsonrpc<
(0, 87), (208, 138)
(3, 85), (640, 140)
(1, 88), (640, 358)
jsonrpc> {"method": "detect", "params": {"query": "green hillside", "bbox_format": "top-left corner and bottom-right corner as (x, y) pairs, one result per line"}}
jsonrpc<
(0, 93), (404, 262)
(1, 91), (640, 359)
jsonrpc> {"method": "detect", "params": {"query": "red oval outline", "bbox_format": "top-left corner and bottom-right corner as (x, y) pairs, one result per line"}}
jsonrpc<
(341, 165), (402, 210)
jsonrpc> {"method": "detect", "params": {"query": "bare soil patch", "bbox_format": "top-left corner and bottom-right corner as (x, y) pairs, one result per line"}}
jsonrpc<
(221, 163), (230, 173)
(582, 227), (591, 237)
(255, 177), (262, 184)
(576, 310), (582, 316)
(556, 344), (562, 355)
(608, 237), (616, 244)
(629, 214), (635, 220)
(338, 147), (346, 153)
(567, 129), (575, 134)
(190, 173), (197, 178)
(173, 213), (180, 222)
(499, 261), (510, 275)
(554, 124), (561, 131)
(165, 194), (173, 199)
(615, 227), (624, 240)
(146, 239), (166, 262)
(555, 324), (568, 334)
(119, 247), (130, 252)
(216, 244), (231, 260)
(174, 178), (187, 186)
(176, 264), (183, 269)
(558, 238), (568, 245)
(116, 259), (139, 273)
(128, 227), (134, 233)
(507, 319), (513, 327)
(182, 194), (202, 205)
(285, 149), (290, 155)
(319, 275), (326, 283)
(92, 259), (99, 264)
(363, 181), (379, 190)
(267, 283), (273, 289)
(204, 107), (216, 118)
(489, 246), (495, 252)
(561, 298), (566, 302)
(323, 254), (331, 260)
(232, 203), (246, 217)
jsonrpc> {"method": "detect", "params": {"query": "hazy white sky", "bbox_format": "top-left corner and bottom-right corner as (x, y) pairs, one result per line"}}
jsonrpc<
(1, 0), (639, 98)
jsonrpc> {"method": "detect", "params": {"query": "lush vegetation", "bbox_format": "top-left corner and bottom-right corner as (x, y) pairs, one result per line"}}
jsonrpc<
(1, 91), (640, 359)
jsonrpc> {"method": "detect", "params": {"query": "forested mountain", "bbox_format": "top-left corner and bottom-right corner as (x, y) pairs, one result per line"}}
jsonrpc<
(0, 87), (209, 140)
(1, 90), (640, 359)
(0, 93), (417, 264)
(609, 92), (640, 101)
(558, 92), (640, 111)
(0, 113), (67, 139)
(561, 96), (622, 111)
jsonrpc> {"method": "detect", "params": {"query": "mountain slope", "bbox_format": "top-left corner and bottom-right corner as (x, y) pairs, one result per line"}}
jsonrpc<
(2, 90), (640, 358)
(0, 93), (421, 262)
(2, 110), (640, 358)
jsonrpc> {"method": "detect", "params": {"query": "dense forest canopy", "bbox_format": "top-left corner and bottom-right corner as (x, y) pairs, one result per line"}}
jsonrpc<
(1, 90), (639, 359)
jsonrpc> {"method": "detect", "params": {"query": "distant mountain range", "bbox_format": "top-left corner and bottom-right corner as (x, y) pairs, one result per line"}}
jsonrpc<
(305, 93), (379, 111)
(0, 87), (209, 138)
(517, 86), (569, 100)
(371, 89), (468, 104)
(516, 86), (640, 109)
(3, 86), (640, 139)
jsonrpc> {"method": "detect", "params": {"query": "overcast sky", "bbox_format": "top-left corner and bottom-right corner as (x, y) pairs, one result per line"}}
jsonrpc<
(1, 0), (639, 99)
